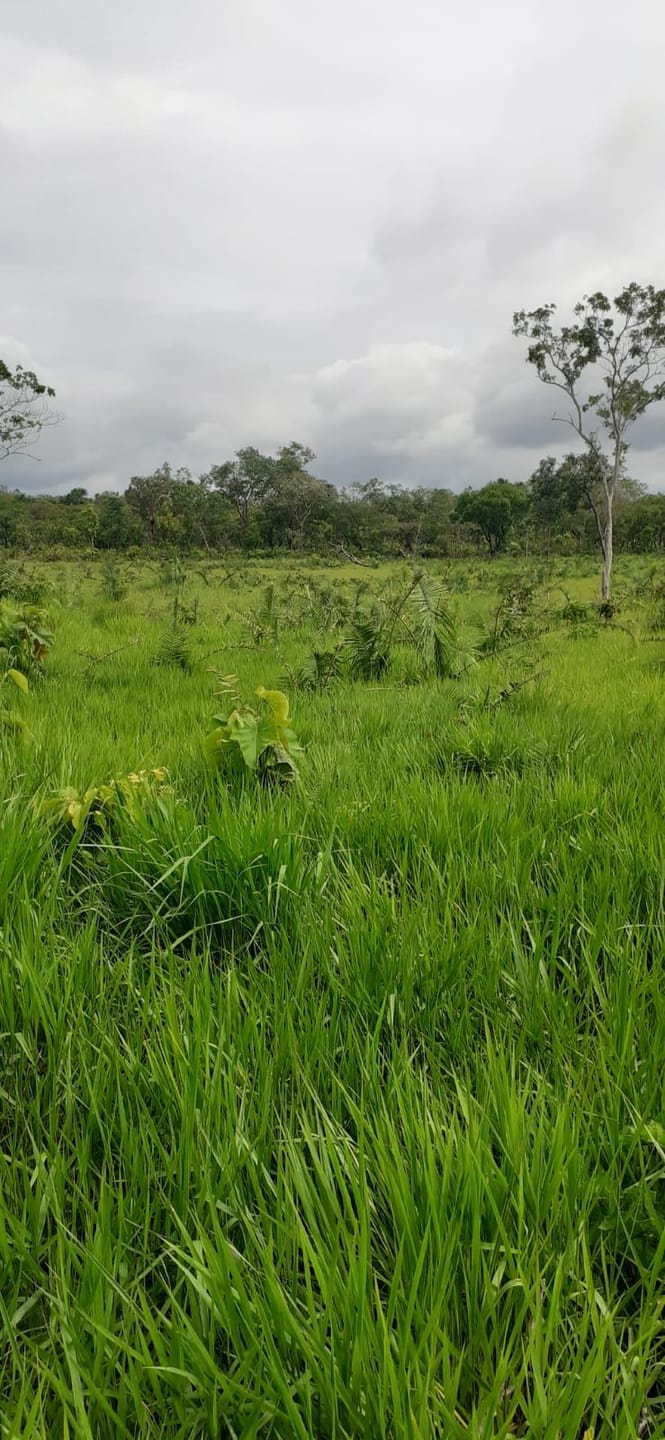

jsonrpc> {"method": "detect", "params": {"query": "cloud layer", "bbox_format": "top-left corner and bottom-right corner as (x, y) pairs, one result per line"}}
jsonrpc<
(2, 0), (665, 494)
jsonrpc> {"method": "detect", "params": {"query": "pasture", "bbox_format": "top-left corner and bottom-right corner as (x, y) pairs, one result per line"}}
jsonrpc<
(1, 553), (664, 1438)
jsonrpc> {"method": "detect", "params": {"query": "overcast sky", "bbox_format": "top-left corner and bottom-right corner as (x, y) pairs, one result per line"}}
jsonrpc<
(2, 0), (665, 495)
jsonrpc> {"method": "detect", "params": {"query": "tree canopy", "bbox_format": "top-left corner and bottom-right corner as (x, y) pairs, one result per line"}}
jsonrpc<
(2, 447), (665, 560)
(455, 480), (528, 556)
(0, 359), (59, 461)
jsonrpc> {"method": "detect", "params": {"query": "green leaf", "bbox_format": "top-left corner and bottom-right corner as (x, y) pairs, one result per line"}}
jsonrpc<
(227, 712), (261, 770)
(256, 687), (290, 724)
(204, 726), (228, 767)
(7, 668), (28, 693)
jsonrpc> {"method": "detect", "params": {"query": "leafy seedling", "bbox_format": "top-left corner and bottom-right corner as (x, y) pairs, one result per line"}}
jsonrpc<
(205, 685), (301, 784)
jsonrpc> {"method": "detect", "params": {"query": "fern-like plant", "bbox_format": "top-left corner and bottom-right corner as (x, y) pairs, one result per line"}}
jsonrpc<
(100, 556), (127, 602)
(346, 611), (390, 680)
(282, 648), (343, 692)
(408, 573), (459, 678)
(249, 584), (280, 645)
(477, 582), (540, 655)
(153, 625), (192, 671)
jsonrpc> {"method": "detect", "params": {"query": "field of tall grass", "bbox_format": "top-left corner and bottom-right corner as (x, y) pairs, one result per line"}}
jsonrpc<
(1, 553), (664, 1438)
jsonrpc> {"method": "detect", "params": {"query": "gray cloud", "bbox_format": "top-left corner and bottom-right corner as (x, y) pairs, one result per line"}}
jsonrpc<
(2, 0), (665, 498)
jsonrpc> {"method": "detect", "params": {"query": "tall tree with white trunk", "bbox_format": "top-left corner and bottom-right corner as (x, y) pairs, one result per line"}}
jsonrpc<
(513, 284), (665, 600)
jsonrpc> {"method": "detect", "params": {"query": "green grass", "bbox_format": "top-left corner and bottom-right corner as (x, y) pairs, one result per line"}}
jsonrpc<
(1, 553), (664, 1437)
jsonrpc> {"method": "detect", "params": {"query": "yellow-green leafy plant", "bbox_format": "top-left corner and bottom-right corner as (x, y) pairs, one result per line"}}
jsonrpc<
(205, 678), (301, 783)
(0, 600), (53, 676)
(0, 664), (29, 734)
(42, 767), (170, 833)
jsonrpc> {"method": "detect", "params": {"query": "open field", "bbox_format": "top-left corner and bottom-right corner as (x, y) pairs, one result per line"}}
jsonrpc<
(1, 553), (664, 1438)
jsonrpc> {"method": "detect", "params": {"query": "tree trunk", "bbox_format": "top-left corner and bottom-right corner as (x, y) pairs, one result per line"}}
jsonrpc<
(601, 493), (613, 601)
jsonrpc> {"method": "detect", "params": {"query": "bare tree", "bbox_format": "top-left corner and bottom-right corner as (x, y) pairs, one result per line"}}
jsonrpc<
(0, 359), (59, 461)
(513, 284), (665, 600)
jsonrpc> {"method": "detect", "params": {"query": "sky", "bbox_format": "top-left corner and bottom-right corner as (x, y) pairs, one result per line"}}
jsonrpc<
(2, 0), (665, 496)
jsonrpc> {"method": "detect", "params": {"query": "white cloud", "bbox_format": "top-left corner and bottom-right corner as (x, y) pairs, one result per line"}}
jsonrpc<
(310, 344), (460, 425)
(2, 0), (665, 495)
(0, 335), (33, 367)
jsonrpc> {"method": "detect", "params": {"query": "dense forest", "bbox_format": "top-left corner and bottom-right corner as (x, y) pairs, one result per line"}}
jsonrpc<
(2, 444), (665, 558)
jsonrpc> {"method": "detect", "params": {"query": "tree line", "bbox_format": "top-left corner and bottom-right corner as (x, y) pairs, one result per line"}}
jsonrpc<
(3, 281), (665, 594)
(2, 446), (665, 560)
